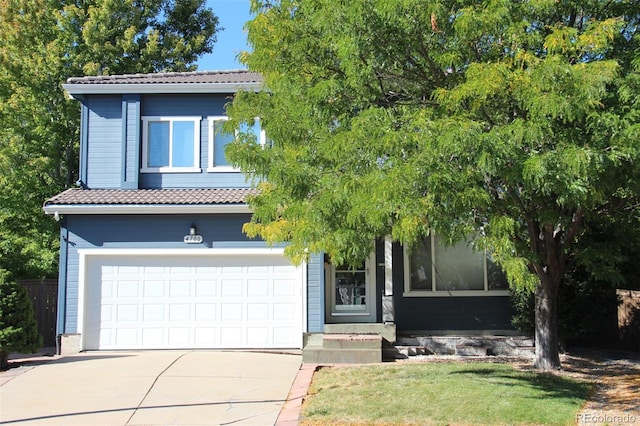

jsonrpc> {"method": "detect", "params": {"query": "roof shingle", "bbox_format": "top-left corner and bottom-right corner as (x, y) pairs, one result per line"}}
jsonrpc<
(66, 70), (262, 85)
(44, 188), (257, 206)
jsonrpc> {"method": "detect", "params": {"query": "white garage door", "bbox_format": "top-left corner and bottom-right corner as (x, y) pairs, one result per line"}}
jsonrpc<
(82, 252), (303, 350)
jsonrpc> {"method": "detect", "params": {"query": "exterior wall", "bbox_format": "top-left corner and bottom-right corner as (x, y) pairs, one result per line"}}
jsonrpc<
(83, 93), (250, 190)
(56, 213), (321, 335)
(85, 96), (122, 188)
(385, 242), (515, 333)
(306, 253), (325, 332)
(122, 95), (140, 189)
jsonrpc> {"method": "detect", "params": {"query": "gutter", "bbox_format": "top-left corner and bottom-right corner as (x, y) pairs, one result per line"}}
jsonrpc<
(62, 82), (262, 98)
(43, 204), (252, 215)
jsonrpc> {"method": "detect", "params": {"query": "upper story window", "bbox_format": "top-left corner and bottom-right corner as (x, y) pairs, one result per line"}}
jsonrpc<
(207, 116), (266, 172)
(141, 116), (201, 173)
(403, 233), (509, 297)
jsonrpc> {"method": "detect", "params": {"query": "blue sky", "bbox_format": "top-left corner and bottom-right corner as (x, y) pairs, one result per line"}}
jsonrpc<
(198, 0), (252, 70)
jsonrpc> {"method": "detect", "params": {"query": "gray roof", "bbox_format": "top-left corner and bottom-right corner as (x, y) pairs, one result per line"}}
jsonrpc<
(63, 70), (264, 96)
(66, 70), (262, 85)
(45, 188), (257, 206)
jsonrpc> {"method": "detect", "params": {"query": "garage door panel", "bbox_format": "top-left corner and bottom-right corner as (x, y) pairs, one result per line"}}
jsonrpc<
(274, 328), (295, 345)
(195, 280), (216, 296)
(84, 254), (303, 350)
(248, 279), (269, 297)
(220, 327), (243, 346)
(274, 279), (296, 296)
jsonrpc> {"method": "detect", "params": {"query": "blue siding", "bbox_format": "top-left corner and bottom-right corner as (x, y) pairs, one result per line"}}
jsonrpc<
(138, 94), (249, 188)
(59, 214), (308, 334)
(78, 103), (89, 186)
(139, 171), (250, 188)
(122, 95), (140, 188)
(56, 224), (70, 335)
(140, 94), (229, 116)
(306, 252), (325, 332)
(80, 93), (253, 189)
(389, 242), (515, 332)
(86, 96), (122, 188)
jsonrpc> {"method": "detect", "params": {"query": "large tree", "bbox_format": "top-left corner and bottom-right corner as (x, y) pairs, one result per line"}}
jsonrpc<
(227, 0), (640, 370)
(0, 0), (219, 278)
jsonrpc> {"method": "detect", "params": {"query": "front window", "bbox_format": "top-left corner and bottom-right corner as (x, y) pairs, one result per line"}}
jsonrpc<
(404, 234), (509, 296)
(207, 116), (266, 171)
(141, 116), (201, 172)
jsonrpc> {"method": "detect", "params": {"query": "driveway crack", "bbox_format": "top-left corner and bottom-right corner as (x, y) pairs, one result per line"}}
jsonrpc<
(125, 351), (192, 425)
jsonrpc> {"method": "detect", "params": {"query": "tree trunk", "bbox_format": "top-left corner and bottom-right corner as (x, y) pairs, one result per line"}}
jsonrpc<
(534, 279), (561, 370)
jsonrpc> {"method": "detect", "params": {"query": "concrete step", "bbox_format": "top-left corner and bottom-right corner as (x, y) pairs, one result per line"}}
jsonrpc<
(322, 334), (382, 350)
(303, 347), (382, 364)
(324, 323), (396, 343)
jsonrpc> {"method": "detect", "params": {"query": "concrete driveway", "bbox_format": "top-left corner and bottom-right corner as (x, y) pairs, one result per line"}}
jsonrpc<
(0, 350), (302, 425)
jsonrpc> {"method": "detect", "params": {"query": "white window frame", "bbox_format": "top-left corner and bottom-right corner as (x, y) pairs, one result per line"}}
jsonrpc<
(207, 116), (266, 172)
(403, 234), (510, 297)
(141, 116), (202, 173)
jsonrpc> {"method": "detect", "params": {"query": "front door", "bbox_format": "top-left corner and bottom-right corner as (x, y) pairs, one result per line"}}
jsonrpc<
(326, 253), (376, 323)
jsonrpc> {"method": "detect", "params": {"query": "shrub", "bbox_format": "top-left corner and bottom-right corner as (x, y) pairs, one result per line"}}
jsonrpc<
(0, 269), (42, 370)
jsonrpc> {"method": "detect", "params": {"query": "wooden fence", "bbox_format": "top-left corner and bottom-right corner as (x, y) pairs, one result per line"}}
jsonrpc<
(19, 279), (58, 347)
(617, 289), (640, 352)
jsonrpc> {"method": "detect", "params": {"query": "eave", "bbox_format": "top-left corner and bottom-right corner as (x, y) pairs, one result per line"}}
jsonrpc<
(63, 82), (262, 99)
(43, 204), (251, 216)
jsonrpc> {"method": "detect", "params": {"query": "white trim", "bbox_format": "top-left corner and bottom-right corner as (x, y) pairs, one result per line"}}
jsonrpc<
(326, 252), (377, 323)
(78, 247), (289, 256)
(76, 247), (307, 351)
(63, 82), (262, 97)
(44, 204), (251, 215)
(77, 251), (87, 350)
(402, 290), (511, 297)
(384, 236), (393, 297)
(207, 116), (266, 172)
(207, 116), (240, 171)
(141, 116), (201, 173)
(207, 116), (236, 171)
(403, 238), (510, 297)
(207, 166), (240, 173)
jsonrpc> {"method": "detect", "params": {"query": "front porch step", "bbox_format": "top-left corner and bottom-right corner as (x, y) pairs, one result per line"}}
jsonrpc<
(324, 323), (396, 344)
(303, 347), (382, 364)
(323, 334), (383, 350)
(302, 333), (383, 364)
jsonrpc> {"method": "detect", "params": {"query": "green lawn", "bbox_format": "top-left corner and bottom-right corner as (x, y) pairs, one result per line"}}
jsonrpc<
(301, 362), (591, 425)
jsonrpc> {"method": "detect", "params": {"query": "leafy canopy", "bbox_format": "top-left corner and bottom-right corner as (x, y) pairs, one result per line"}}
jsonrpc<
(228, 0), (640, 291)
(0, 0), (219, 278)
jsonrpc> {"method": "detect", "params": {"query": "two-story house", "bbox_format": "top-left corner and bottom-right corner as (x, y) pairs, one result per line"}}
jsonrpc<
(44, 70), (518, 359)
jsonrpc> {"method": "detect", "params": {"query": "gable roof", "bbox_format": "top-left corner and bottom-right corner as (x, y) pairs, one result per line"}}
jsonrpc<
(63, 70), (263, 97)
(43, 188), (257, 215)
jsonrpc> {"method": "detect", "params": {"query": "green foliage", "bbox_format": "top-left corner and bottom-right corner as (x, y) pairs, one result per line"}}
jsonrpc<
(512, 207), (640, 345)
(0, 0), (219, 278)
(0, 269), (42, 369)
(230, 0), (640, 273)
(229, 0), (640, 368)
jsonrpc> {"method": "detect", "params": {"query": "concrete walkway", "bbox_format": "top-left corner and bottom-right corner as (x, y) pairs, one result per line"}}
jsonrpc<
(0, 350), (301, 425)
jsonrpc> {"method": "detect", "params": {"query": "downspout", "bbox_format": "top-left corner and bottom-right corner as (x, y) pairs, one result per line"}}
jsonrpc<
(55, 216), (69, 354)
(77, 101), (89, 187)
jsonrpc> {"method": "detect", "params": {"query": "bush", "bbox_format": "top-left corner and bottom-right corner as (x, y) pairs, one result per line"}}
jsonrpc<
(0, 269), (42, 370)
(511, 277), (619, 348)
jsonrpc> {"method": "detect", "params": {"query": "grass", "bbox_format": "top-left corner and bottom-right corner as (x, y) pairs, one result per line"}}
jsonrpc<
(301, 362), (591, 425)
